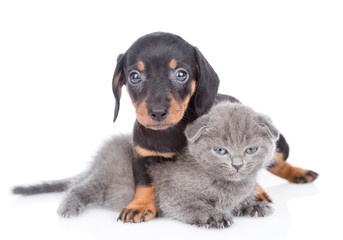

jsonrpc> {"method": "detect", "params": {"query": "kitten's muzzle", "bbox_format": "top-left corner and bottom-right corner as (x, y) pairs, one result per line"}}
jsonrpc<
(232, 156), (243, 172)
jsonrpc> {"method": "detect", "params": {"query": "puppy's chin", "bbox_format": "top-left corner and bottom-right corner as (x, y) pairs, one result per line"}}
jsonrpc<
(144, 123), (176, 130)
(136, 112), (184, 131)
(136, 117), (177, 130)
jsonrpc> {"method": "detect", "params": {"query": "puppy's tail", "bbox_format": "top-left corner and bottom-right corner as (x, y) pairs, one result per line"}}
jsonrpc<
(12, 179), (71, 195)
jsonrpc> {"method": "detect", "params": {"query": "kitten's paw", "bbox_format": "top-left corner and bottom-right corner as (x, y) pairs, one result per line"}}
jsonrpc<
(57, 196), (86, 218)
(192, 215), (233, 229)
(233, 201), (273, 217)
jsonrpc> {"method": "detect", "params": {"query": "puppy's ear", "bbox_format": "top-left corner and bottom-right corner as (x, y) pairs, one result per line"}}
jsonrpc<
(112, 54), (126, 122)
(257, 114), (280, 142)
(194, 47), (220, 117)
(185, 114), (210, 143)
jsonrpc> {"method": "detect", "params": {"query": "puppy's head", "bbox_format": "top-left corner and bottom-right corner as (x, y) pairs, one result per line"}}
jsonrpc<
(112, 32), (219, 130)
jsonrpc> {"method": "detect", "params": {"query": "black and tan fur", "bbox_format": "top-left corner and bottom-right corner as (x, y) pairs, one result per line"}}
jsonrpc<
(112, 32), (318, 223)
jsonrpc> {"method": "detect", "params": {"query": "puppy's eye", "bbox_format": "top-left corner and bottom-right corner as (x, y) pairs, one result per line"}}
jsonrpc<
(129, 71), (142, 85)
(175, 69), (189, 82)
(245, 147), (258, 154)
(214, 148), (228, 155)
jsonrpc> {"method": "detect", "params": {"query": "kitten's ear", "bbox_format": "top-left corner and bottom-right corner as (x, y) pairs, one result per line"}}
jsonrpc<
(257, 114), (280, 141)
(185, 114), (210, 143)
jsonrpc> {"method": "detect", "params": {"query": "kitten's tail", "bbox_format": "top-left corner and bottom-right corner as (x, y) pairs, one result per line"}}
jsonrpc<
(12, 179), (71, 195)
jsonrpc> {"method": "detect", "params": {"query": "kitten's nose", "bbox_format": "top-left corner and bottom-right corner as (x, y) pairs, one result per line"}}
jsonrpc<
(232, 157), (243, 172)
(232, 164), (243, 172)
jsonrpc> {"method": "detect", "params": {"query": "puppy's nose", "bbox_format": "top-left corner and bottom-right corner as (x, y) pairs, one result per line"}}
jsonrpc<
(232, 164), (243, 172)
(148, 107), (169, 121)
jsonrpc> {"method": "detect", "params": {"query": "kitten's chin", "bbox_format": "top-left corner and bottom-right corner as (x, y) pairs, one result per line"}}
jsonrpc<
(226, 171), (250, 182)
(227, 174), (245, 182)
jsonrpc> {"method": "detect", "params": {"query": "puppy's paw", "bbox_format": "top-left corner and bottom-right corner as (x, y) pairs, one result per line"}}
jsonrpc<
(268, 155), (319, 184)
(117, 201), (157, 223)
(233, 201), (274, 217)
(117, 186), (157, 223)
(57, 196), (86, 218)
(293, 170), (318, 184)
(254, 184), (273, 203)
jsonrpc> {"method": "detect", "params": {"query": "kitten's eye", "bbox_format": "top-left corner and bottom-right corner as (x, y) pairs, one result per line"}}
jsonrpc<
(129, 71), (142, 85)
(245, 147), (258, 154)
(214, 148), (228, 155)
(175, 69), (189, 82)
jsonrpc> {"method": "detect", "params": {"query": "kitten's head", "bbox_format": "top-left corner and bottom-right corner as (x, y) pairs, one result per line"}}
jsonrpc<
(185, 102), (280, 182)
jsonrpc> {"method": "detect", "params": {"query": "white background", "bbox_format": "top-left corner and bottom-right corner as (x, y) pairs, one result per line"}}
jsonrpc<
(1, 0), (342, 239)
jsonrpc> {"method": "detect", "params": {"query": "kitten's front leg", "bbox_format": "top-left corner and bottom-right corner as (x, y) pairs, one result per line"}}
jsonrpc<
(57, 178), (107, 218)
(161, 198), (233, 229)
(232, 195), (274, 218)
(184, 206), (233, 229)
(193, 211), (234, 229)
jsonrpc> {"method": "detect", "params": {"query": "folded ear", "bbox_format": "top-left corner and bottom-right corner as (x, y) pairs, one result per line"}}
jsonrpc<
(194, 47), (220, 117)
(184, 114), (210, 143)
(257, 114), (280, 142)
(112, 54), (126, 122)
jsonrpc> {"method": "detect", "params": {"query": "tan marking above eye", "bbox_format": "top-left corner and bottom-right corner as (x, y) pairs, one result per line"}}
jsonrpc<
(169, 59), (178, 69)
(137, 61), (145, 71)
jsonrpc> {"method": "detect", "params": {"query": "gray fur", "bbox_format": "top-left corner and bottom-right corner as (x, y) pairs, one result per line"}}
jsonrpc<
(13, 102), (277, 228)
(150, 102), (278, 228)
(12, 180), (70, 195)
(232, 195), (274, 217)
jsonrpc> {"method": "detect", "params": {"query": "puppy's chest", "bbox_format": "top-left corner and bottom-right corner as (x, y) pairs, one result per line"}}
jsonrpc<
(133, 122), (188, 153)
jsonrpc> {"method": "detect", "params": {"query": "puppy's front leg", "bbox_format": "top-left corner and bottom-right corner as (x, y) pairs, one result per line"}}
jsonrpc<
(118, 148), (173, 223)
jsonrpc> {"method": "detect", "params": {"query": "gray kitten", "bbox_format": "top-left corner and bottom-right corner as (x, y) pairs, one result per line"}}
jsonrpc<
(13, 102), (278, 229)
